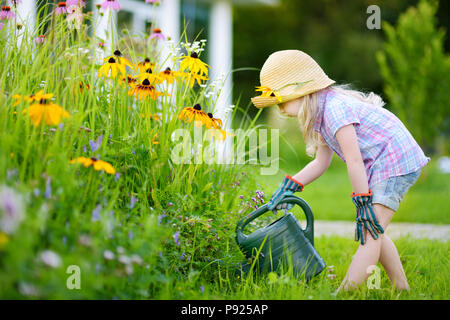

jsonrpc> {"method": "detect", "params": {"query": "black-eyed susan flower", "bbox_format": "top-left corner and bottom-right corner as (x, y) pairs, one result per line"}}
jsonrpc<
(205, 112), (223, 129)
(98, 56), (126, 78)
(209, 127), (234, 141)
(176, 52), (209, 76)
(128, 78), (165, 100)
(74, 81), (91, 94)
(158, 67), (176, 84)
(22, 100), (70, 127)
(136, 68), (163, 85)
(136, 58), (155, 74)
(176, 71), (208, 88)
(113, 50), (134, 70)
(23, 90), (54, 103)
(179, 104), (211, 127)
(120, 75), (137, 86)
(255, 86), (283, 103)
(69, 157), (116, 175)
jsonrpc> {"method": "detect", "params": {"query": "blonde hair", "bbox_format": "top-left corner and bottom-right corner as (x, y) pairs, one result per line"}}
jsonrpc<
(295, 84), (386, 157)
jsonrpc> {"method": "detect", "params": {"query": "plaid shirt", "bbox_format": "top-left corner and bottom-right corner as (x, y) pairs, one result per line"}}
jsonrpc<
(314, 87), (430, 188)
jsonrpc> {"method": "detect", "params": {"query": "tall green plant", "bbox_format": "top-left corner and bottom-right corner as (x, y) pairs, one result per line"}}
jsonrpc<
(376, 0), (450, 152)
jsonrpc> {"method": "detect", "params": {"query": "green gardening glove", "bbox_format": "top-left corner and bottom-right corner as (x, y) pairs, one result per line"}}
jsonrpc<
(352, 190), (384, 245)
(267, 175), (304, 212)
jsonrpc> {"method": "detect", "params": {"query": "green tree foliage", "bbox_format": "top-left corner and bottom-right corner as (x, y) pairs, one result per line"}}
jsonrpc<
(376, 0), (450, 152)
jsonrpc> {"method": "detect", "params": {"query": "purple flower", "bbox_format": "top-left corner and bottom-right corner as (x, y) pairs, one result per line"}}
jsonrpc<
(91, 204), (102, 222)
(173, 231), (180, 246)
(0, 6), (16, 20)
(54, 2), (68, 15)
(0, 185), (24, 234)
(101, 0), (120, 11)
(129, 196), (137, 209)
(82, 145), (87, 153)
(114, 172), (121, 182)
(128, 231), (133, 239)
(200, 285), (204, 293)
(158, 213), (166, 226)
(179, 252), (185, 260)
(89, 134), (103, 152)
(149, 28), (166, 41)
(44, 177), (52, 199)
(34, 35), (46, 45)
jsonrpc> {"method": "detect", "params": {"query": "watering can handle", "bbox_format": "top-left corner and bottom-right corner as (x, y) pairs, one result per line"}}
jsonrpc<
(235, 195), (315, 246)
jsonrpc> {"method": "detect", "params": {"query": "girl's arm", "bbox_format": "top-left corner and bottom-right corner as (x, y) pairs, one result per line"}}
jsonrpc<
(291, 143), (333, 186)
(335, 124), (369, 194)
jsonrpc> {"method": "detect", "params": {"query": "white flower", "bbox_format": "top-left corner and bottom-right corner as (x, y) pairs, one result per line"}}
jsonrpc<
(103, 250), (115, 260)
(118, 255), (131, 265)
(130, 254), (143, 265)
(66, 5), (83, 30)
(40, 250), (62, 268)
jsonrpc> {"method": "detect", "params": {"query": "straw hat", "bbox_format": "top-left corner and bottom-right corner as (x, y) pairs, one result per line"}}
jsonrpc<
(251, 50), (335, 109)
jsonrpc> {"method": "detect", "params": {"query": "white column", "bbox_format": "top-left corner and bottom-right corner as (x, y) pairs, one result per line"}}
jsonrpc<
(16, 0), (36, 46)
(209, 0), (233, 163)
(132, 13), (146, 35)
(93, 0), (117, 51)
(158, 0), (180, 68)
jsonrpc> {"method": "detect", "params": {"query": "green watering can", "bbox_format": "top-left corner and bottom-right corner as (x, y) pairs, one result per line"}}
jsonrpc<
(235, 195), (326, 281)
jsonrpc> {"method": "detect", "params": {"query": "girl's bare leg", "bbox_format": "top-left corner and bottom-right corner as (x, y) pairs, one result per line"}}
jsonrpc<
(337, 204), (408, 292)
(379, 233), (410, 290)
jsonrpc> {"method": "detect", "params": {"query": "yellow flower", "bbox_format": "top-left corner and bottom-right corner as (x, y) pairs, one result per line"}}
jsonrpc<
(69, 157), (116, 175)
(255, 86), (282, 103)
(176, 52), (209, 76)
(136, 58), (155, 73)
(12, 94), (22, 106)
(204, 112), (223, 129)
(113, 50), (134, 71)
(179, 104), (211, 127)
(141, 113), (160, 121)
(136, 68), (163, 85)
(120, 75), (137, 87)
(0, 232), (9, 250)
(98, 56), (126, 78)
(176, 71), (208, 88)
(209, 128), (234, 141)
(128, 78), (165, 100)
(22, 101), (70, 127)
(158, 67), (176, 84)
(152, 132), (159, 144)
(23, 90), (55, 103)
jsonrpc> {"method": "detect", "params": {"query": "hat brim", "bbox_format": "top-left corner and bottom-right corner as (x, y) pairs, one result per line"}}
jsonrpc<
(251, 80), (335, 109)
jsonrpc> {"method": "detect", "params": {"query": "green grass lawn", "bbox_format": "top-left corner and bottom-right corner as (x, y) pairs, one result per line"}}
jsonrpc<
(163, 235), (449, 300)
(253, 155), (449, 224)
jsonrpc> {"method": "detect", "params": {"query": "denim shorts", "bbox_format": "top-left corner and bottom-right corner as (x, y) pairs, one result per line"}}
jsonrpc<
(371, 169), (422, 212)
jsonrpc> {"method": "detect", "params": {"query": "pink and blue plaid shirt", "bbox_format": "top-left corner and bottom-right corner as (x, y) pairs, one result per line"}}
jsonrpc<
(314, 87), (430, 188)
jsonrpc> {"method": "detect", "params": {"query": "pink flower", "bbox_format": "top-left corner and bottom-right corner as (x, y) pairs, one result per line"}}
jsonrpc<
(149, 28), (166, 41)
(0, 6), (16, 20)
(55, 2), (68, 15)
(145, 0), (161, 4)
(34, 35), (47, 44)
(66, 0), (85, 7)
(66, 5), (83, 30)
(101, 0), (121, 11)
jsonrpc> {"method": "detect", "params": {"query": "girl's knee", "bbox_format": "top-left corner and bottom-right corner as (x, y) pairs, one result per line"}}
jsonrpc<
(373, 203), (395, 230)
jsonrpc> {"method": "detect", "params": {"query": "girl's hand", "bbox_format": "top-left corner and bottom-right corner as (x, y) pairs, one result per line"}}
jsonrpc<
(267, 175), (304, 212)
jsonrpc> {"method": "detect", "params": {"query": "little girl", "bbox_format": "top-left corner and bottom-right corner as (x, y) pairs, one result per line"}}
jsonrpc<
(251, 50), (429, 291)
